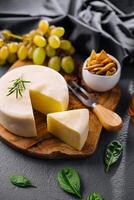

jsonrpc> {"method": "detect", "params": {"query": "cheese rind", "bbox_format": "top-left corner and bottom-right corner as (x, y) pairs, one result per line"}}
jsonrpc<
(47, 109), (89, 150)
(0, 65), (69, 137)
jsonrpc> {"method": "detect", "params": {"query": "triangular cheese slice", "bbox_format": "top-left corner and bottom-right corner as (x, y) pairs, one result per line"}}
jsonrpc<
(47, 109), (89, 150)
(0, 65), (69, 137)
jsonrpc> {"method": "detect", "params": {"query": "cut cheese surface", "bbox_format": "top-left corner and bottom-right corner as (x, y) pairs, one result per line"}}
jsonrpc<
(47, 109), (89, 150)
(0, 65), (69, 137)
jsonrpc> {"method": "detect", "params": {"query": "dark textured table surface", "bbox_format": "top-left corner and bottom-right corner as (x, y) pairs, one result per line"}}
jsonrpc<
(0, 1), (134, 200)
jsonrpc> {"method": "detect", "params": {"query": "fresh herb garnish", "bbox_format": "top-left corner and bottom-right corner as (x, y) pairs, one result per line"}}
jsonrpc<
(87, 192), (104, 200)
(104, 140), (123, 173)
(57, 167), (81, 198)
(7, 76), (31, 98)
(10, 175), (35, 188)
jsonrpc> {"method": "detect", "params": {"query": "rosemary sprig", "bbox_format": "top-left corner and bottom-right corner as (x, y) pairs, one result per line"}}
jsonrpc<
(7, 76), (31, 99)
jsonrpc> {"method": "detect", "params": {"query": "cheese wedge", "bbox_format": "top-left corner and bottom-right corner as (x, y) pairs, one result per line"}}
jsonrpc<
(0, 65), (69, 137)
(47, 109), (89, 150)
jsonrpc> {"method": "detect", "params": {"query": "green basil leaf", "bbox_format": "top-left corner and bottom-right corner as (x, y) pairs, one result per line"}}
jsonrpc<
(57, 167), (81, 198)
(104, 140), (123, 173)
(87, 192), (104, 200)
(10, 175), (35, 188)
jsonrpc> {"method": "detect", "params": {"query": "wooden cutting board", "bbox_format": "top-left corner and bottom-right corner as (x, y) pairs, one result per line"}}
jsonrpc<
(0, 60), (121, 159)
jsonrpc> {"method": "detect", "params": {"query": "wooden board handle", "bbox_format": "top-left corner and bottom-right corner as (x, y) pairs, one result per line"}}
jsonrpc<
(93, 104), (123, 132)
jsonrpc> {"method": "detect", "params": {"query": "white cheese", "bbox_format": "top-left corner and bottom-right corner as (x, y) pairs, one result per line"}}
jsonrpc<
(47, 109), (89, 150)
(0, 65), (69, 137)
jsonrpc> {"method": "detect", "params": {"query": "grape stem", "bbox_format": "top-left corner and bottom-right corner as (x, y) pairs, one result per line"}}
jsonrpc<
(10, 33), (23, 40)
(1, 31), (23, 40)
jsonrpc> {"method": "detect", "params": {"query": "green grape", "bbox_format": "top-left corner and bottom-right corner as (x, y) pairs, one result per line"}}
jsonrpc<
(33, 35), (46, 47)
(48, 35), (60, 49)
(46, 45), (56, 57)
(28, 29), (37, 38)
(36, 29), (44, 36)
(8, 42), (18, 53)
(26, 43), (31, 50)
(47, 25), (55, 36)
(48, 56), (61, 72)
(7, 53), (17, 64)
(0, 45), (9, 60)
(61, 56), (75, 73)
(33, 47), (46, 64)
(22, 39), (29, 46)
(26, 30), (43, 43)
(1, 30), (12, 39)
(23, 34), (32, 43)
(38, 20), (49, 34)
(60, 40), (71, 50)
(68, 45), (75, 55)
(0, 39), (4, 47)
(28, 45), (35, 59)
(17, 45), (28, 60)
(50, 27), (65, 38)
(18, 42), (23, 49)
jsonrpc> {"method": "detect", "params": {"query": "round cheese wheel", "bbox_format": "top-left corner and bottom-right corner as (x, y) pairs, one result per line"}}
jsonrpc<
(0, 65), (69, 137)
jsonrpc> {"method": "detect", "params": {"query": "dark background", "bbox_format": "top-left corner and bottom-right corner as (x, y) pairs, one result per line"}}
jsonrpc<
(0, 1), (134, 200)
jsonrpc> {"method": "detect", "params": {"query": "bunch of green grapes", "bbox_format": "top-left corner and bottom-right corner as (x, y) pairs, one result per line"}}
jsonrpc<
(0, 20), (75, 74)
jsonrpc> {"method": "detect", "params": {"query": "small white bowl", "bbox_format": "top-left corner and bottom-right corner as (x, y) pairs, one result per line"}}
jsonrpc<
(82, 55), (121, 92)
